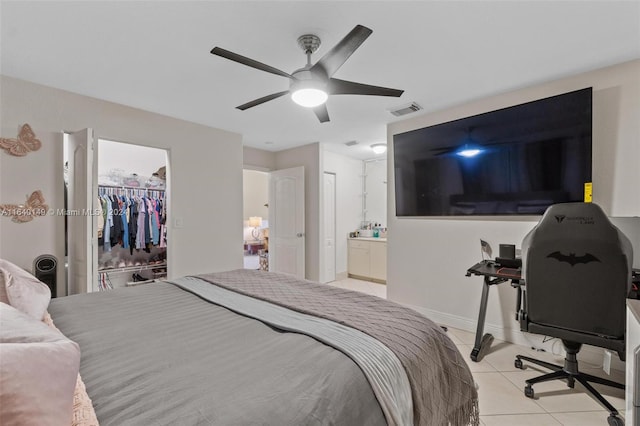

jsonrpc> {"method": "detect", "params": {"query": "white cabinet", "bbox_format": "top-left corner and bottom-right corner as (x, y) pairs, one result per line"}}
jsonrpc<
(348, 240), (370, 277)
(369, 242), (387, 281)
(348, 238), (386, 283)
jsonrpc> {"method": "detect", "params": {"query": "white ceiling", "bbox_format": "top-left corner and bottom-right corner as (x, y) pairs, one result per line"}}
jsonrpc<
(1, 1), (639, 160)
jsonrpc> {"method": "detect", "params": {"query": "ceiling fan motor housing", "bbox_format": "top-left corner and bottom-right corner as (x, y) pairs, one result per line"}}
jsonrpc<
(297, 34), (321, 54)
(290, 68), (327, 91)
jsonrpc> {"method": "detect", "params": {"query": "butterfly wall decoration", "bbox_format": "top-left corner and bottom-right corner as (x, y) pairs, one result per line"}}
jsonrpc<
(0, 123), (42, 157)
(0, 190), (49, 223)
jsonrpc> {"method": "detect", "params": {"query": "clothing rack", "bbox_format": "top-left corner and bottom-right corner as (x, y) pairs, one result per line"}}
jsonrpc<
(98, 184), (165, 198)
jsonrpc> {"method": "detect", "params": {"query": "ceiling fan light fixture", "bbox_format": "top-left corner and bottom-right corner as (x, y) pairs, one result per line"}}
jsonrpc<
(456, 145), (483, 158)
(291, 87), (328, 108)
(371, 143), (387, 154)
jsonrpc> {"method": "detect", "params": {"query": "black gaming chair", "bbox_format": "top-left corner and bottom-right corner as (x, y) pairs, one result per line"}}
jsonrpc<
(514, 202), (633, 426)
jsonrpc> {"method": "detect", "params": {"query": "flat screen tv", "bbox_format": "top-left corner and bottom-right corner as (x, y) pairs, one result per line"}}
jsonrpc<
(393, 88), (592, 216)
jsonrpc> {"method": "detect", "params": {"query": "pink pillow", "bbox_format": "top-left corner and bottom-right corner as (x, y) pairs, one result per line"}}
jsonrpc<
(0, 302), (80, 426)
(0, 259), (51, 320)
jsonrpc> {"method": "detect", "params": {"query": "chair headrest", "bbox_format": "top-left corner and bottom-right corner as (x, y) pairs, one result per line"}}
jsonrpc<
(521, 202), (633, 268)
(531, 202), (615, 241)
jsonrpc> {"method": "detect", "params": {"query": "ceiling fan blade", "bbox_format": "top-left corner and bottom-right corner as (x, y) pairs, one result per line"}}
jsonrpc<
(237, 91), (290, 110)
(211, 47), (293, 79)
(310, 25), (372, 78)
(313, 104), (330, 123)
(327, 78), (404, 97)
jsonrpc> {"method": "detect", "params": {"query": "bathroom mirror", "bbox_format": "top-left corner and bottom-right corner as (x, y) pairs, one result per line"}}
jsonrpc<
(363, 159), (387, 227)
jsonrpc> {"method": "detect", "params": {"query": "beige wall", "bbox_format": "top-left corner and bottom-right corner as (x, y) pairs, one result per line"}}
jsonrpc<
(243, 146), (276, 171)
(0, 76), (244, 288)
(0, 131), (65, 292)
(243, 169), (269, 221)
(386, 60), (640, 352)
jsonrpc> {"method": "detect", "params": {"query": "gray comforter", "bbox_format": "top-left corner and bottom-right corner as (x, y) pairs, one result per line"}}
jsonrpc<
(50, 270), (479, 426)
(196, 270), (479, 426)
(170, 276), (413, 426)
(50, 281), (387, 426)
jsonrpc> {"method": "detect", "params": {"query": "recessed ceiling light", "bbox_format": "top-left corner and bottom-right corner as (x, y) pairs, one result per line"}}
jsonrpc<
(370, 143), (387, 154)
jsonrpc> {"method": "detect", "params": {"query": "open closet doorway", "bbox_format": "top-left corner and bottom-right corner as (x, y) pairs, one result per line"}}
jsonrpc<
(64, 135), (170, 293)
(242, 169), (269, 271)
(96, 139), (169, 289)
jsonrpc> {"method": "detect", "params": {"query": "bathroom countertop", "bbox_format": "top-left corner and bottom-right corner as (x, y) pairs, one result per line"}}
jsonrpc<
(348, 237), (387, 242)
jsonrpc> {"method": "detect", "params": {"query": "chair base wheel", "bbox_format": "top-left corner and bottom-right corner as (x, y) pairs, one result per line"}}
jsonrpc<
(607, 415), (624, 426)
(524, 384), (534, 398)
(515, 358), (524, 369)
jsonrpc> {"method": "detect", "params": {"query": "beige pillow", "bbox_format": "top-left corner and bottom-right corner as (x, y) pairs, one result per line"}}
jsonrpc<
(0, 259), (51, 320)
(0, 302), (80, 426)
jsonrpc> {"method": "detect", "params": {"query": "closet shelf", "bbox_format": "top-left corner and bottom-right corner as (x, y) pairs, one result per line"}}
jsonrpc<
(99, 184), (166, 191)
(98, 262), (167, 274)
(125, 279), (158, 287)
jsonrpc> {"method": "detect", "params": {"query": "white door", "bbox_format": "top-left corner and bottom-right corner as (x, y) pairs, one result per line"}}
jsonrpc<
(67, 129), (97, 294)
(323, 172), (336, 283)
(269, 166), (305, 279)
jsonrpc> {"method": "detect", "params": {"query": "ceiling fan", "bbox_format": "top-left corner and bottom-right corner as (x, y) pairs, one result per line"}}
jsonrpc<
(210, 25), (404, 123)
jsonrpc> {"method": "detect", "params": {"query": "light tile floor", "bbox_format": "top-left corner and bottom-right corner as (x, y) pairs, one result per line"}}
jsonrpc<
(330, 277), (626, 426)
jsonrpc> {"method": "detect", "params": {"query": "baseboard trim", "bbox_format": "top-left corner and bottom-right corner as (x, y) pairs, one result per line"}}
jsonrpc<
(335, 271), (348, 281)
(347, 273), (386, 284)
(400, 302), (625, 374)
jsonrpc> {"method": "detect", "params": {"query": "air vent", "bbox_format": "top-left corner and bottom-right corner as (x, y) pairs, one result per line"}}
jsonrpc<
(389, 102), (423, 117)
(344, 140), (359, 146)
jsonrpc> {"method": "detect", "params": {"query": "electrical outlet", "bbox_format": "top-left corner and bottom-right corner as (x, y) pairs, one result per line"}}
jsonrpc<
(603, 349), (612, 375)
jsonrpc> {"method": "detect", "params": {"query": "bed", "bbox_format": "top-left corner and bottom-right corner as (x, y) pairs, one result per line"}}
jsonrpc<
(43, 269), (477, 425)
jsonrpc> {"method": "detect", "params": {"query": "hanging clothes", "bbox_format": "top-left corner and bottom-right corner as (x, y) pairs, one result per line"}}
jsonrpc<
(103, 196), (113, 252)
(97, 196), (105, 246)
(129, 197), (138, 255)
(151, 199), (160, 245)
(137, 197), (147, 250)
(97, 196), (105, 240)
(144, 198), (152, 247)
(96, 186), (167, 253)
(110, 194), (123, 247)
(121, 195), (129, 249)
(153, 198), (161, 245)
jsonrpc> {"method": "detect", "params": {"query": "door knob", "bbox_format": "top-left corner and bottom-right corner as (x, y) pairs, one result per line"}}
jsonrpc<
(296, 232), (305, 237)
